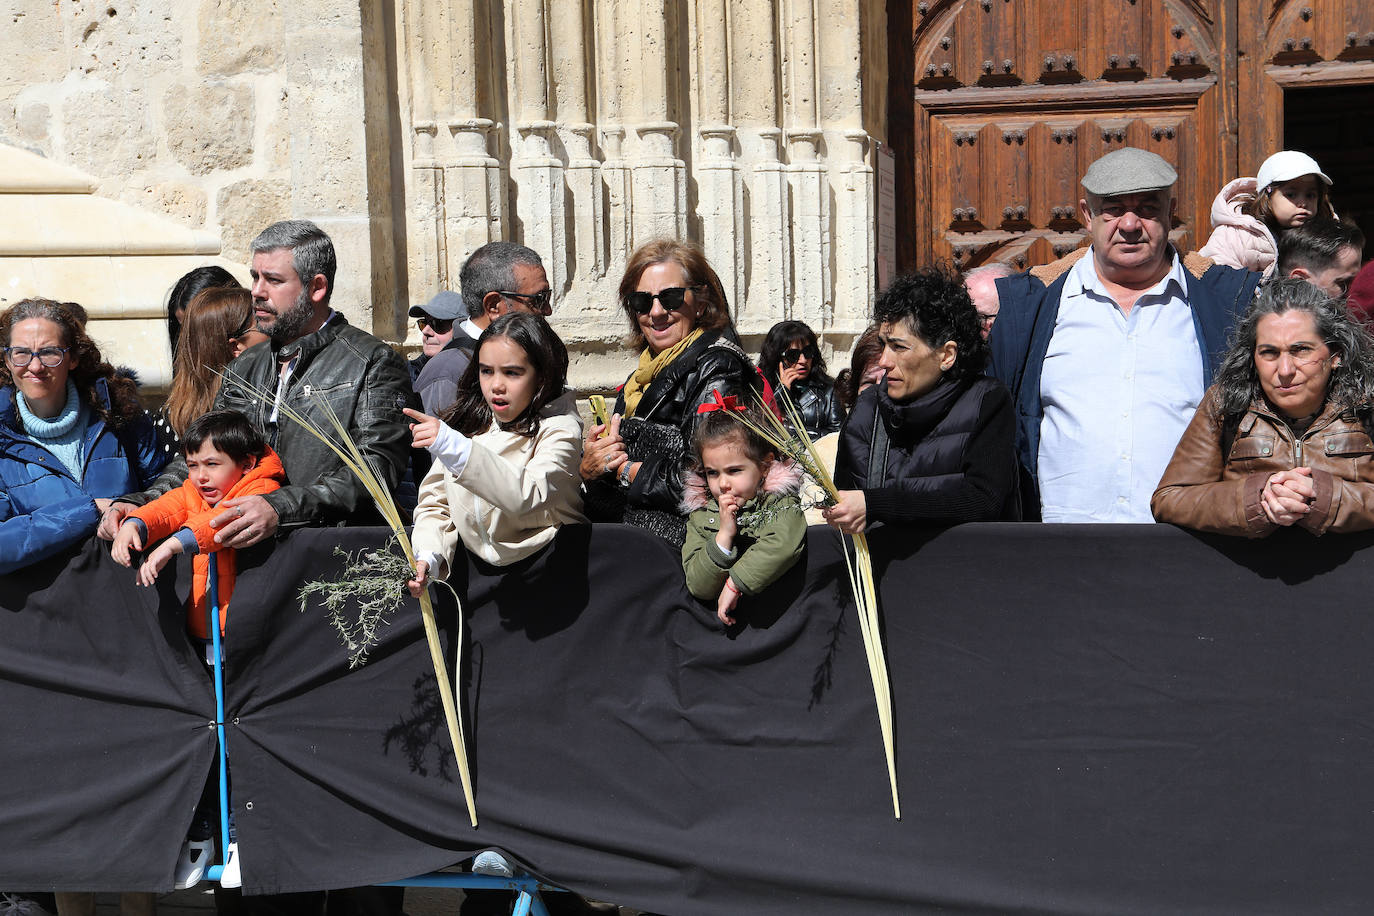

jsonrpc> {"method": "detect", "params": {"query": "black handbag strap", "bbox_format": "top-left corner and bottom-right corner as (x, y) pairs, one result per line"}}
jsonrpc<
(866, 405), (889, 488)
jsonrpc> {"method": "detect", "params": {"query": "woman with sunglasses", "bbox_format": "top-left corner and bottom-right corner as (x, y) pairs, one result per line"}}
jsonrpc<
(159, 287), (269, 446)
(581, 238), (757, 545)
(0, 299), (169, 575)
(759, 320), (845, 439)
(1153, 278), (1374, 536)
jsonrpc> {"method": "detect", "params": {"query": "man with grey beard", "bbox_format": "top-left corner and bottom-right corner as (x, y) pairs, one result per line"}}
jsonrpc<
(100, 219), (415, 548)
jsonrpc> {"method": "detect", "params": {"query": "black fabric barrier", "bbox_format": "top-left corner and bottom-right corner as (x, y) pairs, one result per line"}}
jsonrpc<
(4, 522), (1374, 914)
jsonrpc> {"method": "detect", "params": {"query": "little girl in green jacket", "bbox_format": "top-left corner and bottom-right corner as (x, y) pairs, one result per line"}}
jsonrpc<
(680, 401), (806, 625)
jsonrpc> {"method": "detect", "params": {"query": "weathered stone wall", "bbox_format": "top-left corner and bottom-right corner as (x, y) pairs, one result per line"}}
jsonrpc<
(2, 2), (293, 264)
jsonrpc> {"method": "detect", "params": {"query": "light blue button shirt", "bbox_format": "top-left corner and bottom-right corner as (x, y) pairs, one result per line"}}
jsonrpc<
(1037, 249), (1204, 523)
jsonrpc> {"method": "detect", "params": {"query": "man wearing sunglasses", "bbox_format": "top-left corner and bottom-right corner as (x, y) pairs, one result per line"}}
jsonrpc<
(405, 289), (462, 380)
(414, 241), (553, 414)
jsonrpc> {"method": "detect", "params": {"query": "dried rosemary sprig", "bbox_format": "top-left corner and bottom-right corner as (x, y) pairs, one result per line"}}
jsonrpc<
(298, 537), (412, 669)
(219, 369), (478, 827)
(731, 387), (900, 818)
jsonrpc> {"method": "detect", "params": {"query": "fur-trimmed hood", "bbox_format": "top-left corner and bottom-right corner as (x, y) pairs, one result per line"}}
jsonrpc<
(680, 456), (804, 513)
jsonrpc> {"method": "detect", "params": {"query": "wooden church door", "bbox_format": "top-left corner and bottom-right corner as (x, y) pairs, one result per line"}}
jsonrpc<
(897, 0), (1374, 272)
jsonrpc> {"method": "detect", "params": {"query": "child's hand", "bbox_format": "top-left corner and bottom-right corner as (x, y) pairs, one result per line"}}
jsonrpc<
(403, 408), (442, 450)
(407, 559), (430, 599)
(715, 492), (741, 549)
(110, 520), (143, 567)
(136, 542), (178, 588)
(717, 578), (742, 626)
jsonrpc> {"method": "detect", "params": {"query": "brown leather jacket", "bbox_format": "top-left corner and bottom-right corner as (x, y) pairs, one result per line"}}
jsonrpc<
(1152, 389), (1374, 537)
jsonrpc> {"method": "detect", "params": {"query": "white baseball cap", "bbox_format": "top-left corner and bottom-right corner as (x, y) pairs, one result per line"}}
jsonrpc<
(1256, 151), (1332, 192)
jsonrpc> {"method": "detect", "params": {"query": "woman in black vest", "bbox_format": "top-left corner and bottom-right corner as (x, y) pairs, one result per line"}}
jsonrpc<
(824, 265), (1018, 532)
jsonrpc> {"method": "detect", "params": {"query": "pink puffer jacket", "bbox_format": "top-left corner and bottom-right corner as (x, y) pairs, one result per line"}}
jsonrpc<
(1198, 177), (1277, 276)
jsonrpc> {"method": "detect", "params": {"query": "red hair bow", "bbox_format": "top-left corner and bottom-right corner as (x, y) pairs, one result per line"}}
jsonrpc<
(697, 391), (745, 414)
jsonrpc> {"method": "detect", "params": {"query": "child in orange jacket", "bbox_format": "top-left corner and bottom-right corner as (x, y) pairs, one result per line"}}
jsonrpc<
(111, 409), (286, 638)
(109, 409), (284, 889)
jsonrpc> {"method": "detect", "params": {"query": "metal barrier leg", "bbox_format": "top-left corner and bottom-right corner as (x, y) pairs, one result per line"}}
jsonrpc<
(204, 560), (235, 886)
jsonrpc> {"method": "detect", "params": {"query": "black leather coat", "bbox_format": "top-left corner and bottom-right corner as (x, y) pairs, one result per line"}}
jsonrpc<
(784, 375), (845, 439)
(126, 316), (417, 529)
(584, 329), (757, 543)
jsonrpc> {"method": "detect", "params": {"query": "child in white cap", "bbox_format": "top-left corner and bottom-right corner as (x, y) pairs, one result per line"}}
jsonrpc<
(1199, 150), (1337, 275)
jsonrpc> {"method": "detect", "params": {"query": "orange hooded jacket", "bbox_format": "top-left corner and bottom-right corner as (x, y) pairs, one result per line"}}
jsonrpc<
(130, 446), (286, 638)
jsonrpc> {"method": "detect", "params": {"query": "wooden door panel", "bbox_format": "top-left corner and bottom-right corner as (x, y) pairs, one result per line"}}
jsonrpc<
(909, 0), (1223, 270)
(1029, 120), (1085, 231)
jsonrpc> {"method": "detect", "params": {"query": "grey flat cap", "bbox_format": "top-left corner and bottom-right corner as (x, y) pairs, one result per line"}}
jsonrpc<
(408, 289), (465, 320)
(1081, 147), (1178, 197)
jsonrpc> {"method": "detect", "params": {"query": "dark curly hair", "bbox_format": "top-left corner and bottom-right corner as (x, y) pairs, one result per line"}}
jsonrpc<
(873, 265), (987, 380)
(440, 312), (569, 438)
(1213, 277), (1374, 421)
(0, 298), (143, 426)
(758, 320), (831, 391)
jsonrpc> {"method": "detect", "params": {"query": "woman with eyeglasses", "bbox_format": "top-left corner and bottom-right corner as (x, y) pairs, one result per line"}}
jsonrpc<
(580, 238), (758, 545)
(0, 299), (169, 575)
(758, 320), (846, 439)
(159, 287), (269, 445)
(1153, 278), (1374, 535)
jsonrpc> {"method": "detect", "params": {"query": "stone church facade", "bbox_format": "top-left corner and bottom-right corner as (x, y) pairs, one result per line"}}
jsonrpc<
(0, 0), (889, 390)
(3, 1), (1370, 391)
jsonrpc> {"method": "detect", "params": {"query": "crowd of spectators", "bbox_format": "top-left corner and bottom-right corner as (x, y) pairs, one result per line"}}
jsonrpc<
(3, 140), (1373, 914)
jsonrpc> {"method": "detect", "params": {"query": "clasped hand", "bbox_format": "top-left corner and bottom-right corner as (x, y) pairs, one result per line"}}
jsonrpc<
(1261, 467), (1315, 527)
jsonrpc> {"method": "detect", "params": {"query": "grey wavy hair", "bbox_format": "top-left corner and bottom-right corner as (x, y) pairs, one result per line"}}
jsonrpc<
(1214, 277), (1374, 420)
(250, 220), (337, 306)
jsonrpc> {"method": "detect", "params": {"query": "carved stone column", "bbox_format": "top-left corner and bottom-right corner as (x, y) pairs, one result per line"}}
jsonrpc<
(741, 126), (791, 335)
(551, 1), (605, 284)
(830, 129), (874, 335)
(817, 0), (874, 336)
(507, 1), (567, 294)
(692, 0), (744, 312)
(786, 129), (831, 329)
(401, 0), (503, 298)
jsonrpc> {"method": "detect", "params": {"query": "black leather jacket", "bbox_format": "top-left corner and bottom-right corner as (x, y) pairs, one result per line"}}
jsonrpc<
(126, 315), (417, 529)
(584, 329), (757, 540)
(784, 375), (845, 439)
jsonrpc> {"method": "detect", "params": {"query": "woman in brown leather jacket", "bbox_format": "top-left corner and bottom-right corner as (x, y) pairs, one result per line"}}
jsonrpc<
(1152, 278), (1374, 536)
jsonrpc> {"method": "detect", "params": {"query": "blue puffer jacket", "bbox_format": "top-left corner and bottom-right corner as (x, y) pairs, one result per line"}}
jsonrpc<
(0, 380), (169, 575)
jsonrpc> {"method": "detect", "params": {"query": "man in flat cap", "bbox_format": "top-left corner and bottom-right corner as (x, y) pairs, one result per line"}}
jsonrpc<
(988, 147), (1262, 521)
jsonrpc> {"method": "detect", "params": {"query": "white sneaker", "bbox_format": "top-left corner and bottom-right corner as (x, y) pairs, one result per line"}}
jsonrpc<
(471, 850), (514, 877)
(219, 842), (241, 889)
(173, 837), (215, 889)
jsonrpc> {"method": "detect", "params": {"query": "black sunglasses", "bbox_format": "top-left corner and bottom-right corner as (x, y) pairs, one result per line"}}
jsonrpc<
(624, 286), (703, 315)
(416, 316), (455, 334)
(498, 289), (553, 312)
(782, 344), (820, 366)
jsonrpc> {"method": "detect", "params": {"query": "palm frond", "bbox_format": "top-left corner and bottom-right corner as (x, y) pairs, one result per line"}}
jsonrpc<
(219, 369), (478, 827)
(732, 386), (900, 818)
